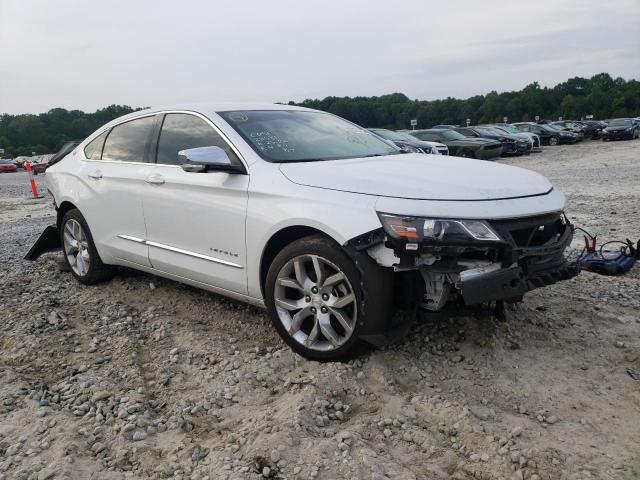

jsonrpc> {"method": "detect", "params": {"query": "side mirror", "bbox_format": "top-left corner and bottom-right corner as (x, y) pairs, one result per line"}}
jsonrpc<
(179, 146), (244, 174)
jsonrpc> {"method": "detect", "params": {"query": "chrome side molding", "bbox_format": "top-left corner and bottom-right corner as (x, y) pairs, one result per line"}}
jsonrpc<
(117, 235), (243, 269)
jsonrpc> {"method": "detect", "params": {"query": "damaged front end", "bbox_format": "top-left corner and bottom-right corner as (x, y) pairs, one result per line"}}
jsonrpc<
(349, 212), (579, 312)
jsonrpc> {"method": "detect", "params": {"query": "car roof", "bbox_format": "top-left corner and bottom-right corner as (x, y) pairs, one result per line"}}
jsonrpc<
(101, 102), (315, 127)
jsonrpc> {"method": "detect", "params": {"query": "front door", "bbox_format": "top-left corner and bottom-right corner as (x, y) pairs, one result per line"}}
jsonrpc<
(140, 112), (249, 294)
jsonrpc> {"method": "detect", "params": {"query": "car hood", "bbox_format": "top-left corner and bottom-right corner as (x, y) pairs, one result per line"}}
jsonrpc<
(279, 154), (553, 201)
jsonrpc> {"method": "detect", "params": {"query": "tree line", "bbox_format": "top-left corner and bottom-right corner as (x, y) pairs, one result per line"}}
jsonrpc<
(291, 73), (639, 130)
(1, 73), (638, 157)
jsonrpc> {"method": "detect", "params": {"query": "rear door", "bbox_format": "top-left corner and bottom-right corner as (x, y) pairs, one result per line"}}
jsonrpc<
(140, 112), (250, 294)
(79, 115), (156, 267)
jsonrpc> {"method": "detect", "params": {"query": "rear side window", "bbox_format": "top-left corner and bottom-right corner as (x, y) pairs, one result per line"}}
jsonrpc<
(156, 113), (239, 165)
(102, 116), (155, 162)
(83, 131), (108, 160)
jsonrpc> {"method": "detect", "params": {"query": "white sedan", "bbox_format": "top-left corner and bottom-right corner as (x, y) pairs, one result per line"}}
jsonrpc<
(28, 103), (578, 360)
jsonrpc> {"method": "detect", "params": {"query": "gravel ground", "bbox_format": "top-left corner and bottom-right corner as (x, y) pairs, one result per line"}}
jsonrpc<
(1, 139), (639, 480)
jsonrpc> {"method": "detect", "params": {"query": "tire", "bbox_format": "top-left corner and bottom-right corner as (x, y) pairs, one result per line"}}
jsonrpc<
(549, 136), (560, 146)
(265, 235), (390, 362)
(60, 208), (115, 285)
(457, 149), (475, 158)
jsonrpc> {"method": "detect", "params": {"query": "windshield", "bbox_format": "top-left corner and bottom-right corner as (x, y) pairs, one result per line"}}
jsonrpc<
(608, 119), (632, 127)
(440, 130), (466, 140)
(370, 129), (413, 142)
(219, 110), (398, 162)
(477, 127), (502, 136)
(496, 125), (519, 134)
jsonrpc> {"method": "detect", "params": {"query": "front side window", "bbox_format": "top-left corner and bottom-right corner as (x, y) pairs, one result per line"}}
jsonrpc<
(102, 116), (155, 162)
(219, 110), (398, 163)
(156, 113), (238, 165)
(83, 131), (108, 160)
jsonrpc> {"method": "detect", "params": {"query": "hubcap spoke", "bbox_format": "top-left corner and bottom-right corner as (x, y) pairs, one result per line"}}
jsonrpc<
(328, 307), (353, 335)
(317, 314), (340, 347)
(289, 307), (311, 334)
(311, 255), (325, 286)
(305, 319), (320, 347)
(293, 258), (308, 287)
(330, 293), (355, 309)
(275, 297), (304, 311)
(277, 277), (303, 291)
(322, 271), (345, 289)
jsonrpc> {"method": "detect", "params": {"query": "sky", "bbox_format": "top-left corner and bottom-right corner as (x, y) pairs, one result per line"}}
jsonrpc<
(1, 0), (639, 114)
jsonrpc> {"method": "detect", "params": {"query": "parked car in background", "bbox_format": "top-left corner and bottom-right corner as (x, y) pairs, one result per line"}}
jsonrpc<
(410, 129), (502, 159)
(13, 156), (30, 168)
(601, 118), (639, 140)
(513, 122), (578, 146)
(31, 154), (55, 174)
(453, 126), (530, 156)
(27, 102), (578, 361)
(575, 120), (606, 139)
(486, 124), (542, 151)
(368, 128), (445, 155)
(0, 159), (18, 173)
(548, 122), (584, 141)
(432, 124), (458, 129)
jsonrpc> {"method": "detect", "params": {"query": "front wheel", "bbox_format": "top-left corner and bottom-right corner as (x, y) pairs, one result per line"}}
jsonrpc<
(265, 235), (391, 361)
(549, 136), (560, 146)
(457, 149), (475, 158)
(61, 209), (115, 285)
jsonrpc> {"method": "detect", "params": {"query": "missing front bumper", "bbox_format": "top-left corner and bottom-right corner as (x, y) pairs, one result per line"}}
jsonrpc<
(459, 260), (579, 305)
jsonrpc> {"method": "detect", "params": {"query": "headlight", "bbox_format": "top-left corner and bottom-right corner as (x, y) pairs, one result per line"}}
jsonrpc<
(378, 214), (501, 242)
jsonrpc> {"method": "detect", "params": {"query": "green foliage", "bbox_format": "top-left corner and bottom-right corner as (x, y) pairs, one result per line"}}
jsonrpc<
(0, 105), (139, 156)
(294, 73), (639, 129)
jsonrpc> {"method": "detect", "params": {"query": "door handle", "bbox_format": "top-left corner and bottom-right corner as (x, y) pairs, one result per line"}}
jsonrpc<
(88, 170), (103, 180)
(145, 174), (165, 185)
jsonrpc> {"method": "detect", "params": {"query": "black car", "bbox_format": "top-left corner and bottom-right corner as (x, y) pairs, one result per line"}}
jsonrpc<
(368, 128), (443, 154)
(454, 126), (530, 156)
(601, 118), (639, 140)
(576, 120), (607, 139)
(513, 123), (578, 146)
(551, 121), (590, 137)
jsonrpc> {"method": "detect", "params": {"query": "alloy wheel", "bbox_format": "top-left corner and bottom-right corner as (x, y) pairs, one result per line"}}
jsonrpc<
(549, 136), (559, 146)
(274, 254), (357, 351)
(63, 219), (91, 276)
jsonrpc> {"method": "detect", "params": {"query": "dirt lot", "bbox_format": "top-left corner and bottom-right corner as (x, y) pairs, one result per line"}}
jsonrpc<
(1, 140), (639, 480)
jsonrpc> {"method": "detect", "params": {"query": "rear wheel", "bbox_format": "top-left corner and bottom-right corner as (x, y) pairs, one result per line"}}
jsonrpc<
(265, 235), (389, 361)
(61, 209), (115, 285)
(549, 136), (560, 146)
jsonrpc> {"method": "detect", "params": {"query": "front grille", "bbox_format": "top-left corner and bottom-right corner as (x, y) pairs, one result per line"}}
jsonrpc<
(438, 148), (448, 155)
(490, 213), (565, 248)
